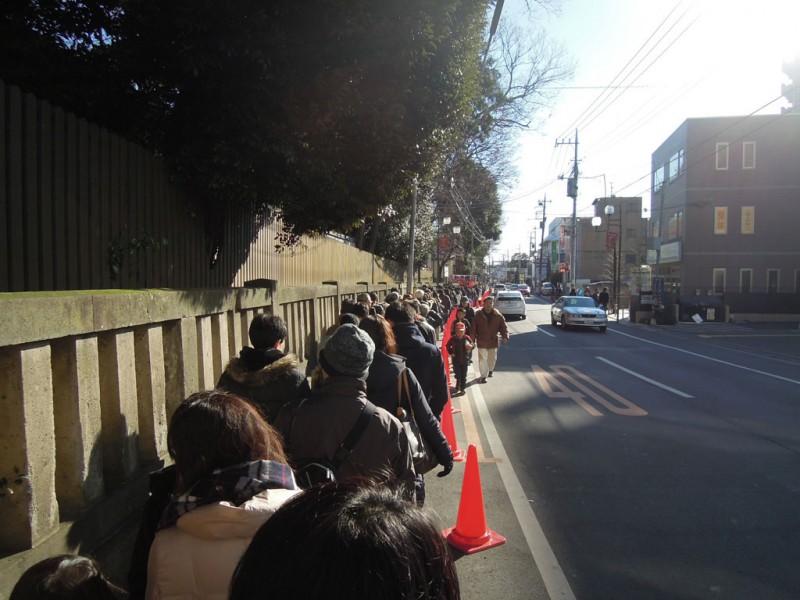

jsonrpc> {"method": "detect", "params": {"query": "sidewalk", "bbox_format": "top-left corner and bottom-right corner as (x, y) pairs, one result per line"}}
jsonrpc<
(425, 363), (563, 600)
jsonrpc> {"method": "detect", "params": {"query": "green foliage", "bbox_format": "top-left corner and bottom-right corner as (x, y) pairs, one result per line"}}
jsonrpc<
(1, 1), (489, 244)
(0, 466), (28, 498)
(108, 231), (169, 280)
(1, 1), (569, 263)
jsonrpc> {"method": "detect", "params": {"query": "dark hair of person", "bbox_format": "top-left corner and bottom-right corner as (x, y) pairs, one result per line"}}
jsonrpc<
(11, 554), (122, 600)
(352, 302), (369, 319)
(373, 303), (384, 316)
(230, 481), (460, 600)
(359, 315), (397, 354)
(168, 390), (288, 494)
(338, 312), (360, 327)
(340, 298), (358, 315)
(384, 301), (416, 324)
(369, 292), (379, 303)
(248, 314), (287, 349)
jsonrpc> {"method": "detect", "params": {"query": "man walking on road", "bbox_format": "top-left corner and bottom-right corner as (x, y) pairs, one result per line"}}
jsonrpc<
(469, 296), (509, 383)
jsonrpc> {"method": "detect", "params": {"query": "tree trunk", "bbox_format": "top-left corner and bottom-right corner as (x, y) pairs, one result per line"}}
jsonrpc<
(368, 217), (381, 255)
(356, 220), (367, 250)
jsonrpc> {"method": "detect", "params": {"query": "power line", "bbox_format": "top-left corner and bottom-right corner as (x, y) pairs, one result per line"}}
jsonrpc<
(573, 6), (699, 135)
(557, 2), (689, 139)
(613, 93), (789, 198)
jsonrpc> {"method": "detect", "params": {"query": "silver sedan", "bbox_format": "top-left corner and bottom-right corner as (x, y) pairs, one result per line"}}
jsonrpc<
(551, 296), (608, 332)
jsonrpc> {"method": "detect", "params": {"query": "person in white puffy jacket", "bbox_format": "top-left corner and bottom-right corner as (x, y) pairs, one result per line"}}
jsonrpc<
(144, 390), (301, 600)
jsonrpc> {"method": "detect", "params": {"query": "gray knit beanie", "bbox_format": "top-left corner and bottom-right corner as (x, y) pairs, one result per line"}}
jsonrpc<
(318, 324), (375, 379)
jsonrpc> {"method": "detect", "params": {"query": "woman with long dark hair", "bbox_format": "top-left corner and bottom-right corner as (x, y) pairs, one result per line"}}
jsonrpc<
(144, 390), (300, 600)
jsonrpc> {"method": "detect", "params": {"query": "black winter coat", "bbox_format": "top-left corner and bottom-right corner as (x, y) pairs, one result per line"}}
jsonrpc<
(366, 351), (453, 467)
(392, 323), (449, 418)
(217, 347), (311, 423)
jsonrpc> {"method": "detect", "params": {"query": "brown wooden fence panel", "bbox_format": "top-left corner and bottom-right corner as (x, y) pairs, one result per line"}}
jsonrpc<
(1, 80), (404, 292)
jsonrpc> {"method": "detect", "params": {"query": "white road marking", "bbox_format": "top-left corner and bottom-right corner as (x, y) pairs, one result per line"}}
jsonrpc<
(470, 382), (578, 600)
(537, 326), (556, 338)
(595, 356), (694, 398)
(609, 327), (800, 386)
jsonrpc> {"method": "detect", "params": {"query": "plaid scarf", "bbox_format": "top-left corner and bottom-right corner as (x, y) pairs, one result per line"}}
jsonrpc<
(158, 460), (298, 530)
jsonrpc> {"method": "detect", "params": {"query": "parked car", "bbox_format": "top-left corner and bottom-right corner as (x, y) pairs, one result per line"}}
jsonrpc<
(551, 296), (607, 332)
(516, 283), (531, 296)
(494, 290), (527, 320)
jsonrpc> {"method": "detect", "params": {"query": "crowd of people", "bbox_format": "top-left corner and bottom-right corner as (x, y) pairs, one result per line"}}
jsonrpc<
(11, 283), (509, 600)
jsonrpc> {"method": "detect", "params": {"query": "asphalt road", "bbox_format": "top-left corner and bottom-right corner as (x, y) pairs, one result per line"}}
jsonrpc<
(443, 297), (800, 600)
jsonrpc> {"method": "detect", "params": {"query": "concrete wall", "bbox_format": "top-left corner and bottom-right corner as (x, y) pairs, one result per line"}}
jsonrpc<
(0, 284), (386, 597)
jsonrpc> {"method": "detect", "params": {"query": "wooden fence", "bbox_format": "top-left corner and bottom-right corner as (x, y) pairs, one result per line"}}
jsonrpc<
(0, 79), (405, 292)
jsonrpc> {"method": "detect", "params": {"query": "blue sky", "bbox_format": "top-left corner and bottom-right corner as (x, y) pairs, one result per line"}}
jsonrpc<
(493, 0), (799, 260)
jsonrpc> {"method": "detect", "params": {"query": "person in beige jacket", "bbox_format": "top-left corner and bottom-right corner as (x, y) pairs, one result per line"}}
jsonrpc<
(469, 296), (509, 383)
(144, 391), (301, 600)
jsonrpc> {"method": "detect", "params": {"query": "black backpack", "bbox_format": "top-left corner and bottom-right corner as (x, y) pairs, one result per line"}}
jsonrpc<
(290, 400), (376, 489)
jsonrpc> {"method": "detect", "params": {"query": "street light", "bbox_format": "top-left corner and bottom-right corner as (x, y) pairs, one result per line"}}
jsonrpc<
(592, 204), (622, 321)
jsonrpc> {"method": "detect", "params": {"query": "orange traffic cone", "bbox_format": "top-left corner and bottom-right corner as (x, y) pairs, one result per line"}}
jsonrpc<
(448, 382), (462, 415)
(441, 397), (465, 462)
(442, 444), (506, 554)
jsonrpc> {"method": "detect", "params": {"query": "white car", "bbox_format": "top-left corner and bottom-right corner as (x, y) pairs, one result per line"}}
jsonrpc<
(494, 290), (527, 320)
(551, 296), (607, 332)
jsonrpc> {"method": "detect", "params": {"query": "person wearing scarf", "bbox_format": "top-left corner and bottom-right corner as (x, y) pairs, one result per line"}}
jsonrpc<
(143, 391), (300, 600)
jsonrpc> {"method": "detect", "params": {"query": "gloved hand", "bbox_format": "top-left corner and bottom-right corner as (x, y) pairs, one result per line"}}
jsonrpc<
(437, 462), (454, 478)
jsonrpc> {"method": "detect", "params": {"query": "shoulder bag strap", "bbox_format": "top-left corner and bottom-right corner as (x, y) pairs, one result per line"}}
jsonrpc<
(331, 401), (376, 468)
(396, 369), (405, 414)
(400, 369), (418, 421)
(287, 397), (310, 453)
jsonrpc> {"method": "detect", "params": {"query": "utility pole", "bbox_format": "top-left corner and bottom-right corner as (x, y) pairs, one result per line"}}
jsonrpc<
(528, 231), (534, 284)
(653, 184), (666, 315)
(537, 195), (550, 285)
(556, 129), (579, 289)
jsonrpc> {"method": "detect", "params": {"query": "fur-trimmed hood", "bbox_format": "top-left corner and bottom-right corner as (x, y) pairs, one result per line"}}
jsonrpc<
(223, 350), (301, 386)
(217, 348), (311, 423)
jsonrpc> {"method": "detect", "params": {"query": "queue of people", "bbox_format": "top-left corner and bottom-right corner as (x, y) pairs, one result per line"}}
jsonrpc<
(10, 290), (474, 599)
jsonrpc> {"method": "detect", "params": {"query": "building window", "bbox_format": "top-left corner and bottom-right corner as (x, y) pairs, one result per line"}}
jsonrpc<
(740, 269), (752, 293)
(669, 150), (684, 181)
(716, 142), (729, 170)
(668, 211), (683, 240)
(741, 206), (755, 234)
(653, 165), (665, 191)
(742, 141), (756, 169)
(713, 268), (726, 294)
(767, 269), (779, 293)
(714, 207), (728, 235)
